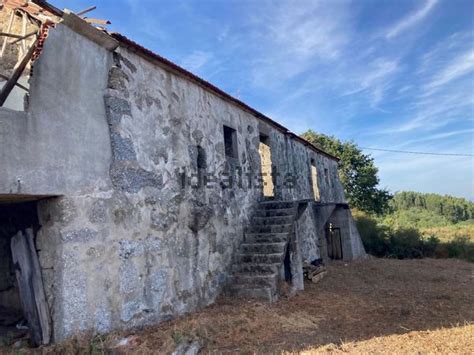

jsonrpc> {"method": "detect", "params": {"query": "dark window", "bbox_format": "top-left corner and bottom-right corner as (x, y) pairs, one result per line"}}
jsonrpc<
(223, 125), (238, 159)
(260, 134), (270, 145)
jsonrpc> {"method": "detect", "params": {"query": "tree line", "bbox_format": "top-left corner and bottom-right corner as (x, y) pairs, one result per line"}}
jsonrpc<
(389, 191), (474, 223)
(301, 129), (473, 222)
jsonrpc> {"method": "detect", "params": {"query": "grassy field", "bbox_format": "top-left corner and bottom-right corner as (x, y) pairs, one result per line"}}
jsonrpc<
(9, 258), (471, 354)
(421, 220), (474, 242)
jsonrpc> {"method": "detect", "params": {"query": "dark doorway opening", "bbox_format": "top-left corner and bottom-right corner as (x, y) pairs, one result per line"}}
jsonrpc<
(283, 246), (292, 282)
(326, 224), (343, 260)
(0, 201), (50, 346)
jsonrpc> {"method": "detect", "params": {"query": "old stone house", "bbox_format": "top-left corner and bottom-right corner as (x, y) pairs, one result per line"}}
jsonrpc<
(0, 0), (365, 345)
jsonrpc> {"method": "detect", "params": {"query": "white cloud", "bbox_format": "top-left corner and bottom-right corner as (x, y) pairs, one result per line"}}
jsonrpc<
(249, 0), (352, 87)
(385, 0), (438, 39)
(181, 51), (213, 72)
(340, 57), (399, 110)
(373, 35), (474, 135)
(417, 32), (471, 75)
(383, 86), (474, 133)
(404, 129), (474, 145)
(423, 50), (474, 94)
(398, 85), (412, 94)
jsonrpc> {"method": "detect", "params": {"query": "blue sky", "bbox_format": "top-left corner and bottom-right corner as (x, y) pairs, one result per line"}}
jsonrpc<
(55, 0), (473, 199)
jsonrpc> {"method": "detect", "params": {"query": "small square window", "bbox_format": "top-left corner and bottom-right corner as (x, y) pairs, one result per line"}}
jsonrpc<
(223, 125), (238, 159)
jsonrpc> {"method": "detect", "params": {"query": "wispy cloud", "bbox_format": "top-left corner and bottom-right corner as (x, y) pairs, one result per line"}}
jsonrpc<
(342, 58), (399, 110)
(385, 0), (438, 39)
(380, 85), (474, 133)
(400, 129), (474, 146)
(181, 51), (214, 72)
(423, 50), (474, 95)
(373, 29), (474, 135)
(248, 0), (352, 88)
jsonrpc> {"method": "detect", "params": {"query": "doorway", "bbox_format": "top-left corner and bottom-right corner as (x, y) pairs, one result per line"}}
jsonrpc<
(310, 159), (320, 201)
(259, 134), (274, 197)
(326, 223), (343, 260)
(0, 201), (50, 346)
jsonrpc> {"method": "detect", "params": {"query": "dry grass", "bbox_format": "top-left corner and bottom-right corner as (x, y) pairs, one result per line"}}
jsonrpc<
(421, 223), (474, 242)
(4, 258), (473, 354)
(298, 324), (474, 354)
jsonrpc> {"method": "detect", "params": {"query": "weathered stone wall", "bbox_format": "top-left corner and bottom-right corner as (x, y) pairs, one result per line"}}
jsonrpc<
(257, 127), (345, 203)
(32, 25), (265, 340)
(296, 205), (322, 263)
(1, 21), (355, 342)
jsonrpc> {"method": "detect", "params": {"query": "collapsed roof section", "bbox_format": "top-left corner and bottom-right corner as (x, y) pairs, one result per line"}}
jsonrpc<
(0, 0), (339, 161)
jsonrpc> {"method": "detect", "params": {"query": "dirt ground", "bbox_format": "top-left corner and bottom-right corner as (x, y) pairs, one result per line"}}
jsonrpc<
(3, 258), (474, 354)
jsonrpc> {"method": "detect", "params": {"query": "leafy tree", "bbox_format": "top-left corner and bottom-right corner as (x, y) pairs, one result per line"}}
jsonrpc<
(301, 129), (391, 214)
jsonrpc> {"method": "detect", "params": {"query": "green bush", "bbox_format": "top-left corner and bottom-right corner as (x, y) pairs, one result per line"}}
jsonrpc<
(388, 228), (425, 259)
(354, 211), (474, 262)
(441, 236), (474, 262)
(353, 211), (390, 257)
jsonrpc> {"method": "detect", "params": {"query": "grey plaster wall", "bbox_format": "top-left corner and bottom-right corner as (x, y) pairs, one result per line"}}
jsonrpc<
(0, 24), (112, 196)
(327, 207), (367, 261)
(296, 205), (321, 263)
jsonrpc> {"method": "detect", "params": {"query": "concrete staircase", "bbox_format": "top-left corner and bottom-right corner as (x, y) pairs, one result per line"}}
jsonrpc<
(229, 200), (298, 302)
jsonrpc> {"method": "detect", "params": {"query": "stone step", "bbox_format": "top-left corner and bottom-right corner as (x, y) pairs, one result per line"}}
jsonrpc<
(236, 262), (280, 273)
(238, 253), (284, 264)
(227, 199), (297, 303)
(230, 285), (277, 302)
(259, 201), (295, 210)
(234, 272), (278, 288)
(241, 242), (287, 254)
(254, 208), (296, 217)
(252, 215), (294, 225)
(247, 224), (292, 233)
(244, 232), (289, 243)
